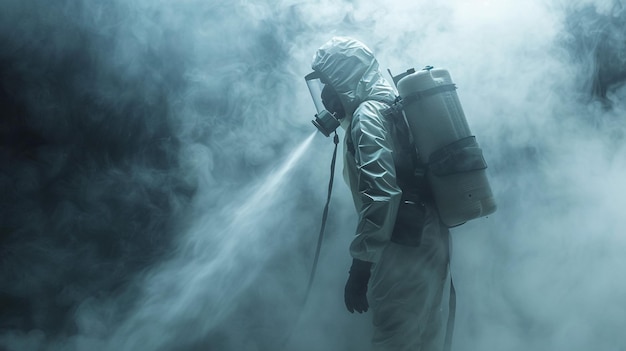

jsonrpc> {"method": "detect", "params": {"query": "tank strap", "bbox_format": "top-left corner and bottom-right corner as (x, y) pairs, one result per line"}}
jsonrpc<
(370, 97), (424, 172)
(347, 96), (426, 176)
(401, 83), (457, 107)
(362, 97), (429, 195)
(361, 97), (413, 147)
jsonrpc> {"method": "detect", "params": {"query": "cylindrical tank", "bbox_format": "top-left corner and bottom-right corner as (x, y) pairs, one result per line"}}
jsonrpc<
(397, 67), (496, 227)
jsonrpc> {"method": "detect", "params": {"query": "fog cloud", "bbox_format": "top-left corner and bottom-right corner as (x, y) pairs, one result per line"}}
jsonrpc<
(1, 0), (625, 350)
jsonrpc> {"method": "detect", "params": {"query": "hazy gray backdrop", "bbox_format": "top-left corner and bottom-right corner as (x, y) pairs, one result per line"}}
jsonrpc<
(1, 0), (625, 350)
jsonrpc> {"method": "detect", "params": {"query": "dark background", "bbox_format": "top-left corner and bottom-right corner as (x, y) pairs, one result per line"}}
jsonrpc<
(1, 1), (625, 350)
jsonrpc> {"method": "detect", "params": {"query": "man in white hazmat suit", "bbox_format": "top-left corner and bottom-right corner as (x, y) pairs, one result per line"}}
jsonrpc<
(309, 37), (451, 351)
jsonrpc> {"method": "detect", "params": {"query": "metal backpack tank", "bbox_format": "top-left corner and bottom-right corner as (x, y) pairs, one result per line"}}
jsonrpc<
(392, 66), (497, 227)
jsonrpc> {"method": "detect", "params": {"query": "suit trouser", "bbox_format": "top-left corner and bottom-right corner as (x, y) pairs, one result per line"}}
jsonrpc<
(369, 203), (450, 351)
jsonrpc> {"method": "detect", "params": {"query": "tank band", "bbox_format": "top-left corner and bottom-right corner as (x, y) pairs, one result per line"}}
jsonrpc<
(401, 84), (457, 107)
(429, 136), (488, 176)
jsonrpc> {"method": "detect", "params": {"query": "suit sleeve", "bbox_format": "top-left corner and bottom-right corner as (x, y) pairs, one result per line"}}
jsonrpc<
(348, 102), (402, 263)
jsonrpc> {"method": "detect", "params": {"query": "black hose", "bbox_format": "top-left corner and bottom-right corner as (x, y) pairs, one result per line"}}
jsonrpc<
(304, 131), (339, 303)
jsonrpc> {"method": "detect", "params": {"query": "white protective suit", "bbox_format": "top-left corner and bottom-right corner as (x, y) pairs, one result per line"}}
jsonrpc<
(312, 37), (451, 351)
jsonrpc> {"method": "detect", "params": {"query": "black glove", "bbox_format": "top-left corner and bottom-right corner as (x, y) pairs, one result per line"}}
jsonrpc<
(344, 258), (373, 313)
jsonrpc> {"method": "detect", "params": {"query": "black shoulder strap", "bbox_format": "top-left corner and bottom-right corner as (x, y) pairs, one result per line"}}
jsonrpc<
(368, 97), (423, 172)
(345, 97), (424, 174)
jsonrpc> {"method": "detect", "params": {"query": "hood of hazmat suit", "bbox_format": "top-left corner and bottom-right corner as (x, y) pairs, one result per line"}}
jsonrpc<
(311, 37), (402, 263)
(311, 37), (397, 124)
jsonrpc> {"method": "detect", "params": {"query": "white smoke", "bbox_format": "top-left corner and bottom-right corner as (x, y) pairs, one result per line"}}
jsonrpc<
(0, 0), (625, 350)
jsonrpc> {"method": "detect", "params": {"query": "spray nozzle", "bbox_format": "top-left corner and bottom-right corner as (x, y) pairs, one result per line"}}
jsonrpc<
(312, 110), (340, 137)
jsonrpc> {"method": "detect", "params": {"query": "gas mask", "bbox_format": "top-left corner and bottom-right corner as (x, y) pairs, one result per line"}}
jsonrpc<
(305, 71), (346, 137)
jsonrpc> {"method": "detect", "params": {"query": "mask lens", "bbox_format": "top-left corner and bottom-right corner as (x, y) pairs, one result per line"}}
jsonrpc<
(306, 71), (342, 137)
(305, 72), (325, 114)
